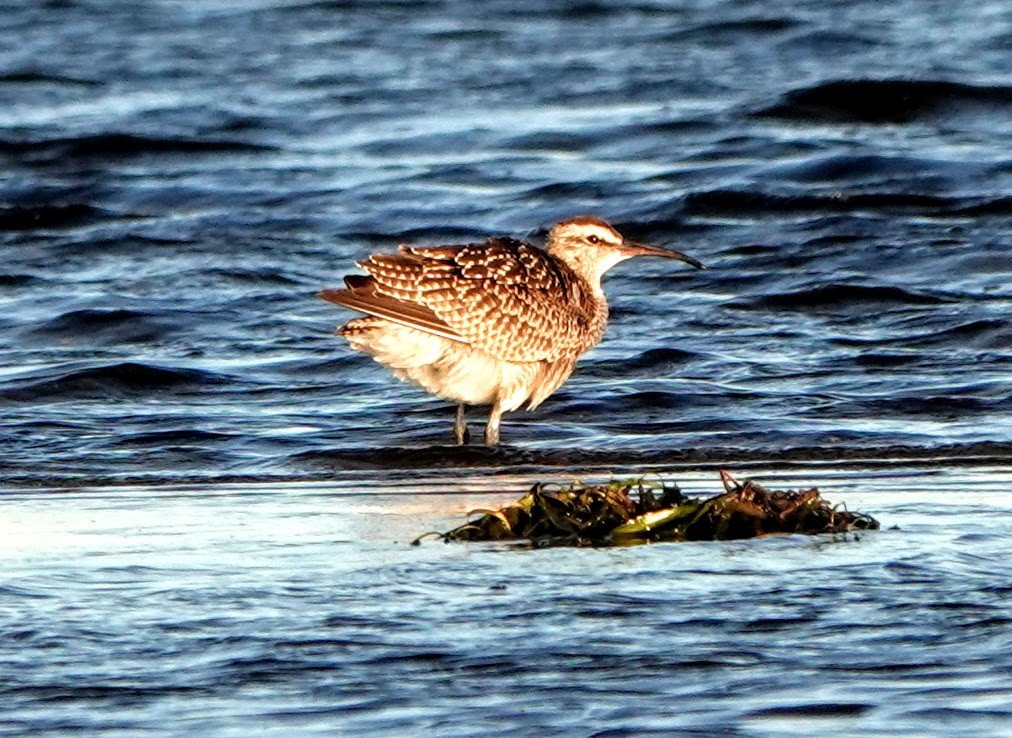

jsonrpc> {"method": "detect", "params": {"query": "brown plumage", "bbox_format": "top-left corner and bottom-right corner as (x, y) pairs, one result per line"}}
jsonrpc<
(320, 216), (704, 445)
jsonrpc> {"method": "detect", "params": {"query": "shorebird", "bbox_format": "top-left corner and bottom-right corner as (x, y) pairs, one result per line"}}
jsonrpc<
(320, 216), (704, 445)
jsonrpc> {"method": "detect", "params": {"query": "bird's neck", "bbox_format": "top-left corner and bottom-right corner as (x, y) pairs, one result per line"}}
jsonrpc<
(548, 245), (627, 298)
(546, 248), (611, 348)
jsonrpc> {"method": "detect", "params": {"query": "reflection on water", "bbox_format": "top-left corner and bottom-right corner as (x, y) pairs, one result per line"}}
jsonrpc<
(2, 468), (1012, 736)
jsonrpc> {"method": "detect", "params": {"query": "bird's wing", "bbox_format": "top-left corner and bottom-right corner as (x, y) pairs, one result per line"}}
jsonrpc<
(355, 237), (597, 363)
(319, 278), (466, 344)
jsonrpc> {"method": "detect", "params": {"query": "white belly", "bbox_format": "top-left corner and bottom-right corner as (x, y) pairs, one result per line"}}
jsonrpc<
(341, 319), (540, 411)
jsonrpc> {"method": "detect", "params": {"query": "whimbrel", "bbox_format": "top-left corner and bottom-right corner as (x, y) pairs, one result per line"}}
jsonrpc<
(319, 216), (703, 445)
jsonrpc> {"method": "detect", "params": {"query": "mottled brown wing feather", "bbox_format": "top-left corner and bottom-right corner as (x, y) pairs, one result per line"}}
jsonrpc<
(356, 237), (598, 363)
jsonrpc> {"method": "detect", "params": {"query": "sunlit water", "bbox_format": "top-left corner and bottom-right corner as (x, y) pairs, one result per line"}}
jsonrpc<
(2, 467), (1012, 737)
(2, 0), (1011, 735)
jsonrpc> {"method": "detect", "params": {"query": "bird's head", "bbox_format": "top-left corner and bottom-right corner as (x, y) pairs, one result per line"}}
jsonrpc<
(546, 216), (704, 291)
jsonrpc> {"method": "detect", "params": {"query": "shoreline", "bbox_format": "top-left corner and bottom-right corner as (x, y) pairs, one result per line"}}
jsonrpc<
(3, 440), (1009, 492)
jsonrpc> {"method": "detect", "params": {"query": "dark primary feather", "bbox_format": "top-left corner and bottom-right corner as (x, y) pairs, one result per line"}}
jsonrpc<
(318, 285), (465, 343)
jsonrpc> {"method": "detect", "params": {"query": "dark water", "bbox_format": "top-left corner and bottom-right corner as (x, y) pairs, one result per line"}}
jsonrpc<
(1, 0), (1011, 735)
(2, 0), (1010, 485)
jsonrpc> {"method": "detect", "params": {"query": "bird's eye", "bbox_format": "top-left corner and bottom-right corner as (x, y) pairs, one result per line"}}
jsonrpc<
(587, 235), (601, 244)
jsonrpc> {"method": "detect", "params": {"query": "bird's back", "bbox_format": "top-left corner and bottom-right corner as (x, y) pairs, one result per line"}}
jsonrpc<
(322, 237), (607, 364)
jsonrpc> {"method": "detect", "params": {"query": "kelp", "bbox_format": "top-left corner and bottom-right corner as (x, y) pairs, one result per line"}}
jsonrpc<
(415, 471), (879, 547)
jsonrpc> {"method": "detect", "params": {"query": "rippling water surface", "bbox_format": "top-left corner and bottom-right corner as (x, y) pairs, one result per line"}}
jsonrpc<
(1, 0), (1011, 735)
(2, 0), (1010, 483)
(3, 467), (1012, 736)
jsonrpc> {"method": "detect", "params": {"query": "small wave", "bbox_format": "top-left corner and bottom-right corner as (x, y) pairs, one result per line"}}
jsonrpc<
(206, 266), (305, 286)
(729, 284), (954, 312)
(680, 17), (799, 39)
(500, 131), (599, 153)
(952, 197), (1012, 216)
(0, 70), (99, 87)
(586, 348), (698, 378)
(747, 702), (873, 718)
(273, 355), (371, 378)
(341, 225), (490, 246)
(550, 389), (734, 419)
(722, 243), (780, 257)
(0, 133), (275, 163)
(524, 181), (617, 199)
(775, 29), (878, 56)
(889, 394), (1010, 417)
(772, 153), (935, 184)
(28, 309), (171, 345)
(683, 189), (966, 216)
(833, 319), (1011, 350)
(0, 273), (40, 286)
(556, 1), (626, 18)
(902, 319), (1012, 350)
(112, 429), (234, 447)
(810, 394), (1008, 421)
(910, 319), (1011, 348)
(424, 27), (506, 42)
(755, 78), (1012, 124)
(0, 362), (220, 402)
(0, 683), (208, 705)
(272, 0), (427, 14)
(0, 203), (102, 231)
(852, 352), (923, 368)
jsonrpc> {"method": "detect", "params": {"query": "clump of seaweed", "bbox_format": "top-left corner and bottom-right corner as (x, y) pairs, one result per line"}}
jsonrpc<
(415, 471), (879, 547)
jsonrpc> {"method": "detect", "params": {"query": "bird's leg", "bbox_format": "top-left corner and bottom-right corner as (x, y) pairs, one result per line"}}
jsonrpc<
(484, 402), (502, 446)
(453, 403), (470, 445)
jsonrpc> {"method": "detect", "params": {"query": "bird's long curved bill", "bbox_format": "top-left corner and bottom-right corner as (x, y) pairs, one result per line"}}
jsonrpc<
(622, 241), (705, 269)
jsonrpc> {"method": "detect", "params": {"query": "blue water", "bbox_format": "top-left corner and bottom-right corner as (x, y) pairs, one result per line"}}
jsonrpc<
(1, 0), (1011, 735)
(3, 467), (1012, 737)
(2, 0), (1010, 485)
